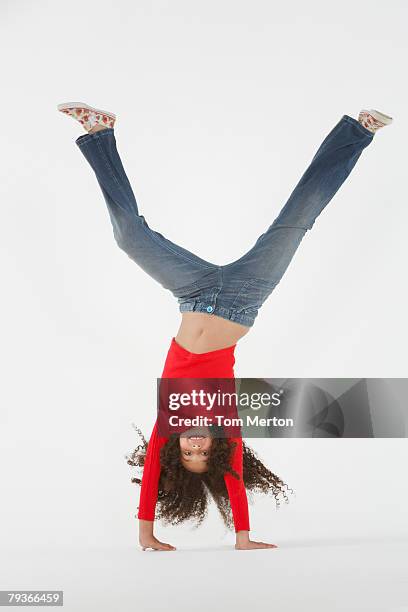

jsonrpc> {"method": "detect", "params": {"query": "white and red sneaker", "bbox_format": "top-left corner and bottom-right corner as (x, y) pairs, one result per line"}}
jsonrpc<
(358, 109), (393, 134)
(57, 102), (116, 131)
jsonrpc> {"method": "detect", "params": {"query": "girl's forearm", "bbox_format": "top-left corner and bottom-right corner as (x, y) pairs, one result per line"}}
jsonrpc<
(139, 519), (154, 539)
(138, 519), (156, 546)
(235, 530), (250, 545)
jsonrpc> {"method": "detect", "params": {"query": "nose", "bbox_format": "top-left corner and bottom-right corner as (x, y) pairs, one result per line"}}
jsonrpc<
(190, 441), (201, 449)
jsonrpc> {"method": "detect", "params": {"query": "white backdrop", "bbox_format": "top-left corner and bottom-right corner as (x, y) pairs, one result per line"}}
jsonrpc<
(1, 1), (407, 611)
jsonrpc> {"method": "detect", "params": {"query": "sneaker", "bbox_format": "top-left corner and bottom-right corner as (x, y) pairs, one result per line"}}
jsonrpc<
(57, 102), (116, 131)
(358, 109), (393, 133)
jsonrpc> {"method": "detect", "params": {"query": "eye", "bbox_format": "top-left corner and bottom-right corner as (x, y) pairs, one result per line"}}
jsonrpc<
(201, 451), (209, 457)
(183, 451), (192, 456)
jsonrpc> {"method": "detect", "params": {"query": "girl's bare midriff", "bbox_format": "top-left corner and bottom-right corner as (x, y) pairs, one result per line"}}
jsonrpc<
(175, 312), (251, 354)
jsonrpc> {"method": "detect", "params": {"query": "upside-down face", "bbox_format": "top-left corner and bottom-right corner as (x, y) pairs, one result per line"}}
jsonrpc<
(179, 426), (213, 473)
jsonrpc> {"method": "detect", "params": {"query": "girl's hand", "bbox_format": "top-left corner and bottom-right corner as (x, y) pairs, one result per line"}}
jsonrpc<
(139, 519), (176, 552)
(140, 535), (176, 551)
(235, 530), (277, 551)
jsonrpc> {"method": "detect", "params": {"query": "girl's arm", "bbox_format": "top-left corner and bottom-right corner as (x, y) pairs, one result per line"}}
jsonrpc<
(223, 436), (250, 532)
(225, 437), (278, 551)
(137, 422), (175, 551)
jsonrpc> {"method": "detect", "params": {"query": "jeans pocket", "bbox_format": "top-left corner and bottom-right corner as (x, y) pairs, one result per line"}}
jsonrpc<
(232, 278), (276, 314)
(172, 279), (201, 301)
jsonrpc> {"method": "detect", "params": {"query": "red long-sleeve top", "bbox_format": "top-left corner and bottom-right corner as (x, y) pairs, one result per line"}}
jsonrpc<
(137, 337), (250, 532)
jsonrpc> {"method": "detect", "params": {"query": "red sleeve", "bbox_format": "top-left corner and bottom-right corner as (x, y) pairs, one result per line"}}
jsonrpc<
(137, 421), (169, 521)
(224, 437), (250, 532)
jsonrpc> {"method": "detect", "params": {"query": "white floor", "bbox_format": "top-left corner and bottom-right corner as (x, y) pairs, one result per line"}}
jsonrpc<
(2, 536), (407, 612)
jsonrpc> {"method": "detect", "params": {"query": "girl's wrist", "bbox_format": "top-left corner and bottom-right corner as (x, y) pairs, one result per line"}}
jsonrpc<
(139, 519), (154, 537)
(235, 530), (250, 543)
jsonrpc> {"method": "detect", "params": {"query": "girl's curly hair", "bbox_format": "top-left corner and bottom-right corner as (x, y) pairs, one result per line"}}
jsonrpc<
(126, 425), (294, 529)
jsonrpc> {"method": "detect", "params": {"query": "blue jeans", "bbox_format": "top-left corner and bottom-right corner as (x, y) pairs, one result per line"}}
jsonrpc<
(76, 115), (373, 327)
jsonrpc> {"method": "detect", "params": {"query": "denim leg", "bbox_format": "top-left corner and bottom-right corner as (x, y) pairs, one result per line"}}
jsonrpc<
(223, 115), (374, 287)
(76, 128), (217, 293)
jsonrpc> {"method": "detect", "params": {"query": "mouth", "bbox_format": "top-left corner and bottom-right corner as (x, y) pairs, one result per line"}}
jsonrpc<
(181, 426), (210, 439)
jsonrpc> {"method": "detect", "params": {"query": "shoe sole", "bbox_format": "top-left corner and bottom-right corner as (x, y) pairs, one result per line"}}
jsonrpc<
(369, 109), (393, 125)
(57, 102), (116, 119)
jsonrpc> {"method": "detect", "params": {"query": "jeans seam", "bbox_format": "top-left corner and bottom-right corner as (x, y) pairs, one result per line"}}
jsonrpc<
(95, 136), (133, 212)
(342, 115), (374, 139)
(89, 133), (216, 271)
(143, 224), (217, 270)
(230, 280), (252, 309)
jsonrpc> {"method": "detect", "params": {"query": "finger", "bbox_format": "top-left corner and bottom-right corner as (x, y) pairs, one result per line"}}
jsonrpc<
(158, 543), (176, 551)
(257, 542), (278, 549)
